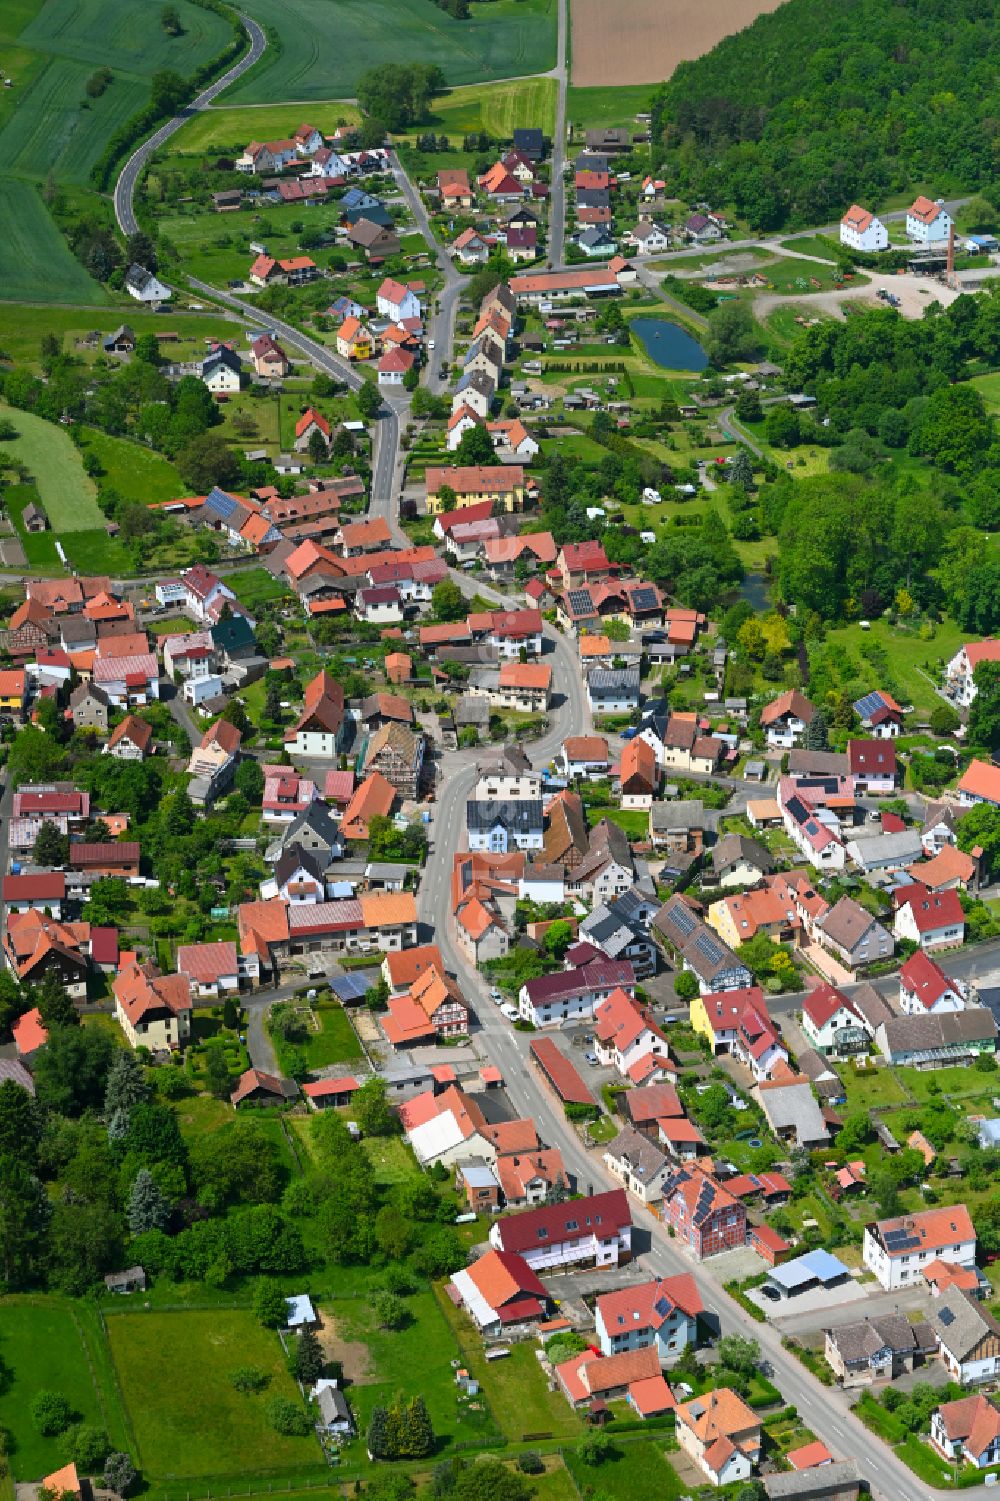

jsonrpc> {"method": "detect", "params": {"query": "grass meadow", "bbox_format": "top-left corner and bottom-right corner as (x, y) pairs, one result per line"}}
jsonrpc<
(1, 406), (105, 529)
(170, 102), (361, 156)
(566, 84), (653, 128)
(78, 427), (184, 504)
(105, 1307), (323, 1478)
(0, 182), (109, 304)
(225, 0), (556, 101)
(0, 1299), (115, 1480)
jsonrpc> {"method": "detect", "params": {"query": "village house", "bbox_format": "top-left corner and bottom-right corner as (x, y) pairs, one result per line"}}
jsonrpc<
(931, 1395), (1000, 1469)
(946, 639), (1000, 707)
(603, 1126), (673, 1204)
(425, 464), (526, 514)
(864, 1205), (976, 1291)
(898, 950), (967, 1014)
(800, 984), (867, 1057)
(594, 1273), (702, 1361)
(114, 960), (193, 1050)
(489, 1188), (632, 1272)
(654, 895), (753, 995)
(106, 714), (152, 761)
(815, 896), (893, 971)
(760, 689), (815, 749)
(823, 1314), (933, 1387)
(932, 1288), (1000, 1385)
(660, 1165), (747, 1260)
(284, 669), (346, 758)
(893, 882), (965, 950)
(518, 957), (635, 1028)
(906, 195), (952, 244)
(839, 204), (889, 252)
(449, 1248), (548, 1335)
(675, 1388), (761, 1487)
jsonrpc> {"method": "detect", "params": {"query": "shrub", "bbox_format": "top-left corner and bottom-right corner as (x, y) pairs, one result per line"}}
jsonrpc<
(229, 1365), (270, 1394)
(517, 1451), (544, 1474)
(266, 1396), (312, 1436)
(31, 1391), (72, 1436)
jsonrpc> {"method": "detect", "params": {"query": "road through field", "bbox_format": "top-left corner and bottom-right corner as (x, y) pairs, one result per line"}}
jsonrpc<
(114, 10), (266, 236)
(571, 0), (786, 85)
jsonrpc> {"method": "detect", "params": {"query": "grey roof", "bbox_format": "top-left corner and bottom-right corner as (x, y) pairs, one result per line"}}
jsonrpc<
(787, 749), (849, 777)
(281, 801), (343, 853)
(851, 981), (894, 1033)
(316, 1385), (352, 1425)
(274, 845), (326, 887)
(763, 1463), (860, 1500)
(466, 799), (543, 834)
(604, 1125), (668, 1182)
(922, 800), (963, 838)
(587, 667), (641, 699)
(455, 695), (491, 727)
(756, 1081), (828, 1146)
(818, 896), (889, 954)
(712, 832), (775, 877)
(653, 894), (750, 987)
(649, 799), (707, 833)
(878, 1007), (998, 1058)
(468, 667), (500, 694)
(365, 862), (409, 881)
(574, 817), (636, 883)
(477, 743), (532, 778)
(0, 1059), (34, 1094)
(460, 1158), (499, 1188)
(932, 1288), (1000, 1361)
(847, 829), (923, 869)
(826, 1313), (921, 1364)
(70, 681), (110, 707)
(796, 1046), (837, 1084)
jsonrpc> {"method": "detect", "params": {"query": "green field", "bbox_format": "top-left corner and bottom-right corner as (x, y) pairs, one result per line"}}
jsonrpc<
(0, 180), (109, 304)
(412, 76), (557, 138)
(169, 101), (361, 156)
(0, 304), (241, 368)
(818, 616), (972, 716)
(0, 56), (147, 183)
(105, 1307), (322, 1478)
(0, 1299), (112, 1480)
(78, 427), (184, 504)
(229, 566), (292, 609)
(18, 0), (231, 74)
(1, 406), (105, 529)
(361, 1135), (423, 1185)
(7, 484), (64, 568)
(225, 0), (556, 101)
(566, 84), (653, 129)
(302, 999), (364, 1068)
(566, 1439), (684, 1501)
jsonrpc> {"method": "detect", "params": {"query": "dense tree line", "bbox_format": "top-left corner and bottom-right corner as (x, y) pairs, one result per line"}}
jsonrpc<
(651, 0), (1000, 228)
(356, 64), (445, 134)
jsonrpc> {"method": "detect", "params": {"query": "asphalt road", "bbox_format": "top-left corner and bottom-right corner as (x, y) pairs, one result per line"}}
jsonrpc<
(114, 12), (267, 237)
(546, 0), (569, 268)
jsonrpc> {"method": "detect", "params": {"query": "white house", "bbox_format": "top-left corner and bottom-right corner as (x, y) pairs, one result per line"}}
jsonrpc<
(932, 1290), (1000, 1386)
(603, 1127), (672, 1205)
(906, 195), (952, 245)
(946, 640), (1000, 707)
(489, 1189), (632, 1273)
(800, 983), (867, 1058)
(931, 1394), (1000, 1468)
(376, 277), (421, 323)
(759, 689), (815, 749)
(181, 566), (235, 624)
(898, 950), (967, 1015)
(894, 883), (965, 951)
(201, 345), (242, 394)
(863, 1205), (976, 1291)
(594, 1274), (701, 1361)
(294, 124), (324, 156)
(125, 264), (172, 303)
(840, 204), (889, 253)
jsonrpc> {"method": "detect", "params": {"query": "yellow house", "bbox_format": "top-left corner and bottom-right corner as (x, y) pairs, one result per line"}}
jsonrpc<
(688, 991), (715, 1048)
(425, 463), (526, 515)
(114, 961), (193, 1051)
(0, 667), (26, 720)
(707, 889), (796, 951)
(336, 315), (374, 362)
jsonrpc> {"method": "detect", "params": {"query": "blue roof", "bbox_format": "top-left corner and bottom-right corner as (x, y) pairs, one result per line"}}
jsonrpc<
(329, 972), (371, 1002)
(767, 1249), (849, 1291)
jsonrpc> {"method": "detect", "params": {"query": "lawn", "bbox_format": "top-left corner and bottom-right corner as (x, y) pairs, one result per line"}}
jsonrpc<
(566, 84), (653, 129)
(435, 1286), (581, 1442)
(838, 1062), (909, 1112)
(225, 0), (556, 101)
(0, 180), (109, 304)
(0, 1298), (118, 1480)
(303, 999), (364, 1068)
(585, 805), (649, 838)
(779, 234), (840, 260)
(817, 616), (973, 717)
(0, 304), (242, 370)
(62, 530), (136, 575)
(78, 427), (184, 504)
(403, 77), (557, 140)
(565, 1438), (684, 1501)
(361, 1135), (423, 1185)
(1, 406), (106, 529)
(754, 258), (863, 295)
(332, 1289), (503, 1456)
(229, 566), (292, 610)
(105, 1307), (322, 1478)
(171, 102), (362, 156)
(6, 485), (64, 569)
(969, 371), (1000, 413)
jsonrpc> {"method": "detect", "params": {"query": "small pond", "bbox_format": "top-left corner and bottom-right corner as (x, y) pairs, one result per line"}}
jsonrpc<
(631, 316), (709, 372)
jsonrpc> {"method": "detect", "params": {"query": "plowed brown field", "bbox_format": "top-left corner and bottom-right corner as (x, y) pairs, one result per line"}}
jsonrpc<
(571, 0), (786, 86)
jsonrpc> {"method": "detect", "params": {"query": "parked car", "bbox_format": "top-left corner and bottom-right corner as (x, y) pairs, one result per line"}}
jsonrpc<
(585, 1052), (599, 1066)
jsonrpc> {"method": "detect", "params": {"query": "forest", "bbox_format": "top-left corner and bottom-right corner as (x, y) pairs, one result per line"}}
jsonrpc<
(651, 0), (1000, 228)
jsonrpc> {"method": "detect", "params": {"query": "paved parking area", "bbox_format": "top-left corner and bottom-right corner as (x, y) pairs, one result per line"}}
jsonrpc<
(756, 1276), (865, 1323)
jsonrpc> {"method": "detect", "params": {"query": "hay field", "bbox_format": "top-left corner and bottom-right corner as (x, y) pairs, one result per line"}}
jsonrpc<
(571, 0), (787, 86)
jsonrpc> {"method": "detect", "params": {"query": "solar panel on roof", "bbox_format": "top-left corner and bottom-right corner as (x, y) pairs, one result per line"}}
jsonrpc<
(669, 903), (696, 937)
(855, 690), (885, 720)
(568, 589), (595, 613)
(329, 973), (371, 1002)
(694, 933), (724, 962)
(939, 1306), (955, 1326)
(630, 587), (658, 610)
(206, 487), (238, 519)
